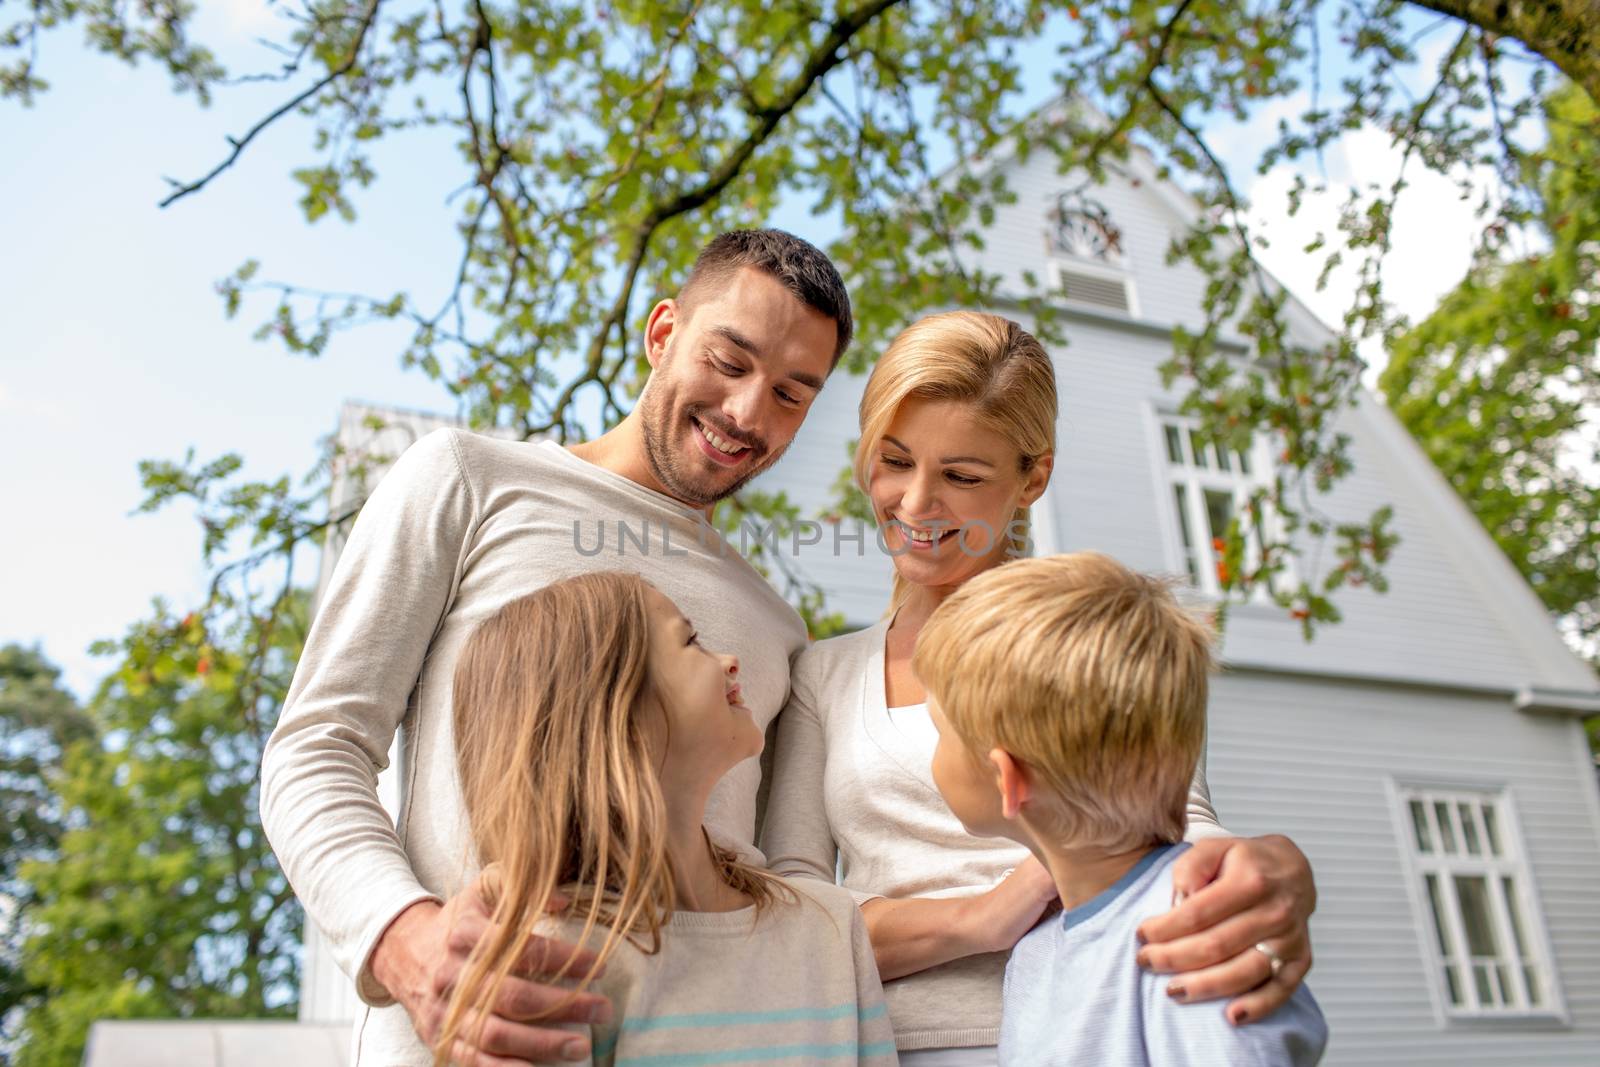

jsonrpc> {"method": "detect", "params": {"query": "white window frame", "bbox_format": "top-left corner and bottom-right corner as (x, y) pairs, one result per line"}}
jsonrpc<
(1387, 781), (1567, 1025)
(1146, 408), (1288, 603)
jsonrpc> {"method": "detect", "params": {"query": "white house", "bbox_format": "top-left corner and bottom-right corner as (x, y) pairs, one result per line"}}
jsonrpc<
(89, 117), (1600, 1067)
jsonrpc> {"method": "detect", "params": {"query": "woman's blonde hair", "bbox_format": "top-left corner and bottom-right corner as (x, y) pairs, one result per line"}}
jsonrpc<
(436, 571), (787, 1063)
(854, 311), (1058, 612)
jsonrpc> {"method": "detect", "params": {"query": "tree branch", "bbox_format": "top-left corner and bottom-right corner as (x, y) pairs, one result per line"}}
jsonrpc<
(528, 0), (911, 436)
(158, 0), (382, 208)
(1408, 0), (1600, 102)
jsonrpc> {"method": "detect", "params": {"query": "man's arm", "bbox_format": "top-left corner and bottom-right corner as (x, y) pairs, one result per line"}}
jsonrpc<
(260, 428), (475, 1004)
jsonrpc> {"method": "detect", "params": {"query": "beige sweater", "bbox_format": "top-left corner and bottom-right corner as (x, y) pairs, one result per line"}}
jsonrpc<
(260, 429), (809, 1065)
(555, 878), (897, 1067)
(760, 620), (1227, 1051)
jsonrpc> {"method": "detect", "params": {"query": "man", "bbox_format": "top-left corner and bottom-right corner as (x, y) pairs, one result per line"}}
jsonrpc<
(262, 230), (1317, 1067)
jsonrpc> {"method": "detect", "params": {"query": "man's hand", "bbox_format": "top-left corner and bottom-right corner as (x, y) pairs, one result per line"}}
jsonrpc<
(369, 867), (614, 1065)
(1134, 835), (1316, 1026)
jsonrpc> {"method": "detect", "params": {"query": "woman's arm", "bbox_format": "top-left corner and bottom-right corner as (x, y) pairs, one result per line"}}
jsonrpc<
(859, 858), (1059, 981)
(759, 660), (840, 884)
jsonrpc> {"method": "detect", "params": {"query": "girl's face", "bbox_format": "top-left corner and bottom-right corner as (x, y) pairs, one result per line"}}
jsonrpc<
(868, 397), (1052, 593)
(642, 586), (764, 790)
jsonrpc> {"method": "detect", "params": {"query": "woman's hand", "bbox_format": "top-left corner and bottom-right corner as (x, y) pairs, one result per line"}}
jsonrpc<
(964, 856), (1060, 954)
(859, 857), (1058, 981)
(1134, 835), (1316, 1026)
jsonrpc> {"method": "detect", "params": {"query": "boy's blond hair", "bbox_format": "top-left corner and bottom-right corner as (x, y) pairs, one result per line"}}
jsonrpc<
(913, 552), (1215, 850)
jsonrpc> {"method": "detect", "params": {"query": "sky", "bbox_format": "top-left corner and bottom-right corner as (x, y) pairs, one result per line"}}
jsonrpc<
(0, 3), (1531, 699)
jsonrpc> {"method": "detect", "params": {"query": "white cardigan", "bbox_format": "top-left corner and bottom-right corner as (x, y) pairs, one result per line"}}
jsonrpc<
(760, 619), (1227, 1051)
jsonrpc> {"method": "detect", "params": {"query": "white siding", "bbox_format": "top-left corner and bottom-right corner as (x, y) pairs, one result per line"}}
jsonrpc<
(1207, 671), (1600, 1065)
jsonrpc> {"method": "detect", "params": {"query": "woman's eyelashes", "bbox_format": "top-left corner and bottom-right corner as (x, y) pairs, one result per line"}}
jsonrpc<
(877, 453), (982, 487)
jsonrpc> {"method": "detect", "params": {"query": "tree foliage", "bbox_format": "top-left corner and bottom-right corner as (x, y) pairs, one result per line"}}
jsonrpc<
(9, 595), (308, 1067)
(0, 645), (94, 1048)
(1382, 80), (1599, 665)
(8, 0), (1595, 638)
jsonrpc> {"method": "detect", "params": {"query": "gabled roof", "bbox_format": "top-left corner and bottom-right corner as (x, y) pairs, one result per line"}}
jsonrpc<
(958, 95), (1599, 696)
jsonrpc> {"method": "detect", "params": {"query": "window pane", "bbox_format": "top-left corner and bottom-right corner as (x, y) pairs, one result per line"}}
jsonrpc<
(1164, 424), (1184, 465)
(1455, 876), (1502, 958)
(1424, 874), (1453, 955)
(1189, 429), (1209, 468)
(1443, 965), (1463, 1005)
(1473, 963), (1494, 1005)
(1216, 446), (1232, 472)
(1237, 448), (1252, 475)
(1172, 485), (1199, 582)
(1482, 804), (1503, 856)
(1524, 965), (1542, 1006)
(1434, 802), (1458, 853)
(1459, 803), (1482, 855)
(1501, 877), (1530, 956)
(1409, 800), (1433, 853)
(1204, 490), (1234, 544)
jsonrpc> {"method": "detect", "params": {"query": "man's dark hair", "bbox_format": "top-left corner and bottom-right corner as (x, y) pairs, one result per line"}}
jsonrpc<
(678, 229), (853, 368)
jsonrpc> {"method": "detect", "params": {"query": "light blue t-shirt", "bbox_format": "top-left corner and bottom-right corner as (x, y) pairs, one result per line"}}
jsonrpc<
(999, 843), (1328, 1066)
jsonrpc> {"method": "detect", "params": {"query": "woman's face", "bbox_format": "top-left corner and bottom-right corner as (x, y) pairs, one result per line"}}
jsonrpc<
(867, 397), (1052, 594)
(641, 586), (764, 793)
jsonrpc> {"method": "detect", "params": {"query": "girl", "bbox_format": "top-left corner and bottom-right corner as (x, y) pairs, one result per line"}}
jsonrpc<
(437, 570), (897, 1066)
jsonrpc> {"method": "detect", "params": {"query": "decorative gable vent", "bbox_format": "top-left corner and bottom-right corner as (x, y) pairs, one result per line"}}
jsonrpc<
(1045, 184), (1137, 316)
(1051, 264), (1131, 312)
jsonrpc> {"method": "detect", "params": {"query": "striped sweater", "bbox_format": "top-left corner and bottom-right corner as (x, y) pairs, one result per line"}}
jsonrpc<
(564, 877), (898, 1066)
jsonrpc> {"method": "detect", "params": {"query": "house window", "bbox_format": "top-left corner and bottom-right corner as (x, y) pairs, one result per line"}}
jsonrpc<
(1157, 412), (1280, 599)
(1045, 187), (1135, 315)
(1397, 787), (1560, 1018)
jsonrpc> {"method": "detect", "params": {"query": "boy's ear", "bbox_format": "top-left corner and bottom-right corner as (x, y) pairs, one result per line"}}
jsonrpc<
(987, 748), (1033, 821)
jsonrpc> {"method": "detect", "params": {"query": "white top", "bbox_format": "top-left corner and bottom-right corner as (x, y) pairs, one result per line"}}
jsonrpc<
(259, 429), (809, 1064)
(761, 619), (1226, 1051)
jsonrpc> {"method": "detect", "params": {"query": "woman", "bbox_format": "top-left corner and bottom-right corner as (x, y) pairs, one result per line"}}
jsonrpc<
(761, 311), (1315, 1064)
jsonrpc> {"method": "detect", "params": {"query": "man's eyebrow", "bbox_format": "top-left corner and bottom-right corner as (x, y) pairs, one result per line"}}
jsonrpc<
(710, 325), (762, 356)
(881, 435), (996, 467)
(711, 324), (824, 392)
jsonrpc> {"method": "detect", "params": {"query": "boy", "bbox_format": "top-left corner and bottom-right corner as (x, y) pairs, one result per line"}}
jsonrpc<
(914, 552), (1328, 1066)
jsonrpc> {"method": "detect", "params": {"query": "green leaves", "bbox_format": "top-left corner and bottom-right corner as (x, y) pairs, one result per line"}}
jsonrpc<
(1383, 82), (1600, 661)
(8, 594), (309, 1066)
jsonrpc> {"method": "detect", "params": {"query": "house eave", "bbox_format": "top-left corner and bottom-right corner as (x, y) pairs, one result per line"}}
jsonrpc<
(1515, 685), (1600, 717)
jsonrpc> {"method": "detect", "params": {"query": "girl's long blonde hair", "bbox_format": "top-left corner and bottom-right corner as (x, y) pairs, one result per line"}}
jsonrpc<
(436, 571), (786, 1063)
(854, 310), (1059, 613)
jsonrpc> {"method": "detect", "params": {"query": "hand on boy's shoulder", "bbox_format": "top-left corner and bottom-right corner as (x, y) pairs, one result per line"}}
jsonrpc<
(1138, 968), (1328, 1067)
(1136, 865), (1328, 1067)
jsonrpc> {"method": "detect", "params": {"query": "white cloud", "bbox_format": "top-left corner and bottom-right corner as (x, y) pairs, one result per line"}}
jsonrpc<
(1241, 124), (1498, 383)
(215, 0), (282, 35)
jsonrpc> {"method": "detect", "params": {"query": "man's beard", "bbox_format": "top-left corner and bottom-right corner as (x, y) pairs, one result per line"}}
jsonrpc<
(639, 375), (784, 508)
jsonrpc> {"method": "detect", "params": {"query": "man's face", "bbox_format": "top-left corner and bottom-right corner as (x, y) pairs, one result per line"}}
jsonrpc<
(639, 267), (837, 507)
